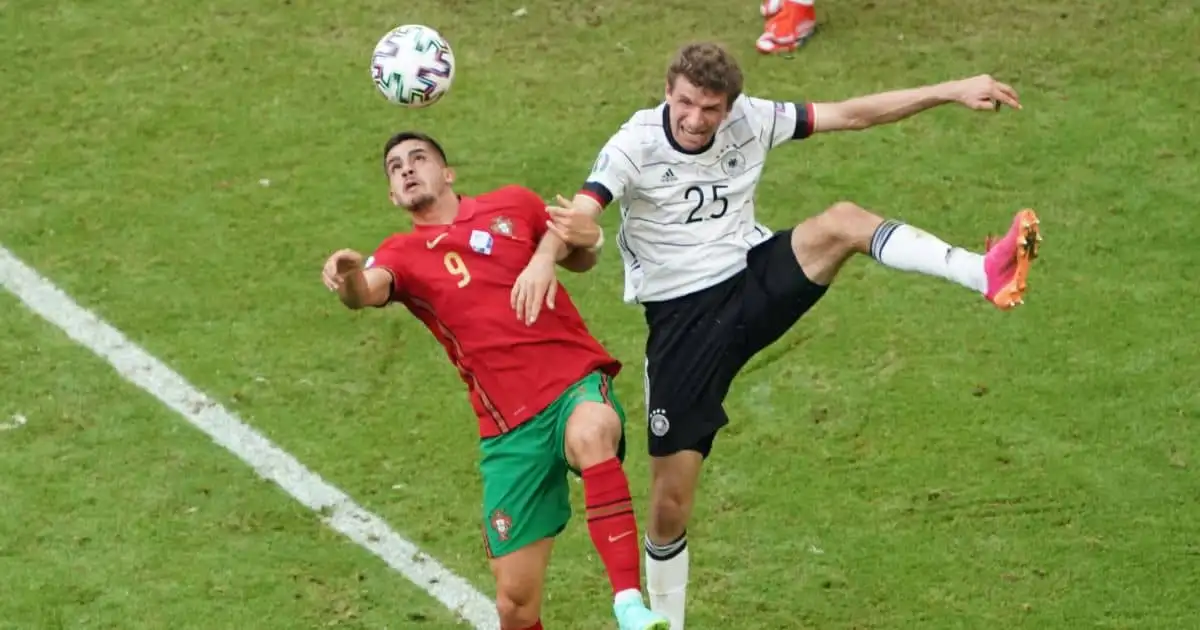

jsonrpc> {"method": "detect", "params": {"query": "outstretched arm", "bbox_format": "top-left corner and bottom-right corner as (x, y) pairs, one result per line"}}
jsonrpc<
(811, 74), (1021, 133)
(322, 249), (394, 309)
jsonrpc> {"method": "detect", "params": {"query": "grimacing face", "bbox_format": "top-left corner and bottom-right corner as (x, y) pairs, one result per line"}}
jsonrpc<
(385, 139), (454, 211)
(665, 76), (731, 151)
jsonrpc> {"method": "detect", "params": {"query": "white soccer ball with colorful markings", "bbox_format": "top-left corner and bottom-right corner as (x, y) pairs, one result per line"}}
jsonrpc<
(370, 24), (456, 108)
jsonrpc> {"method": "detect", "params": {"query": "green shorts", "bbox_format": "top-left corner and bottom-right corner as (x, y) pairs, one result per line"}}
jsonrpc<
(479, 371), (627, 558)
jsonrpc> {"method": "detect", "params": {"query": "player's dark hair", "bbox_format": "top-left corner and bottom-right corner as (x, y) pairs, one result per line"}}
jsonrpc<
(382, 131), (449, 171)
(666, 42), (744, 107)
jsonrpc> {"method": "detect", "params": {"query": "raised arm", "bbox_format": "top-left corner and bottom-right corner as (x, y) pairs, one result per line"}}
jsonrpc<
(810, 74), (1022, 133)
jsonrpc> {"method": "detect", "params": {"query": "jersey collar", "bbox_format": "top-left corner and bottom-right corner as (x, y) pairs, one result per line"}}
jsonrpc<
(412, 194), (476, 230)
(661, 104), (716, 156)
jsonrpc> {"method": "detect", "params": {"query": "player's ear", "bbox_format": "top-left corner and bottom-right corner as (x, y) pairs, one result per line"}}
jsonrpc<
(443, 167), (456, 186)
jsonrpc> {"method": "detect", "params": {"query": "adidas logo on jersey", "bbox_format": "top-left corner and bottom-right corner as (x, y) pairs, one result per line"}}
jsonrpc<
(660, 168), (677, 183)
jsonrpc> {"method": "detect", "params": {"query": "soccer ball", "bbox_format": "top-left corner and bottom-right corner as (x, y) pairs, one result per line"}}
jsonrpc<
(370, 24), (456, 108)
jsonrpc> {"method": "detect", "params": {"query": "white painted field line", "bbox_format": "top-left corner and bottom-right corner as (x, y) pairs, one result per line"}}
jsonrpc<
(0, 245), (498, 629)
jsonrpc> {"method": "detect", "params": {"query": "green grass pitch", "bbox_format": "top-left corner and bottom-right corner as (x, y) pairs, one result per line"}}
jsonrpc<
(2, 0), (1198, 628)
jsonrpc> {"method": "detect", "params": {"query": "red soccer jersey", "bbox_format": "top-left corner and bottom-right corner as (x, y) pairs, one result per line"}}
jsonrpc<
(365, 185), (621, 439)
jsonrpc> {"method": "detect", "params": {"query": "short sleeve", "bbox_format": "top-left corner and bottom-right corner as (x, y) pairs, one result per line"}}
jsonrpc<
(741, 95), (815, 149)
(364, 238), (404, 303)
(579, 126), (641, 208)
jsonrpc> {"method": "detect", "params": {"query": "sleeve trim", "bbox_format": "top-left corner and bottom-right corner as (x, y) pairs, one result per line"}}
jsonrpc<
(579, 182), (613, 208)
(792, 102), (815, 139)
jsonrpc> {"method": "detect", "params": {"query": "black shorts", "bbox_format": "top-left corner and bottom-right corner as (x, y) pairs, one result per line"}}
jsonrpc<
(642, 229), (828, 458)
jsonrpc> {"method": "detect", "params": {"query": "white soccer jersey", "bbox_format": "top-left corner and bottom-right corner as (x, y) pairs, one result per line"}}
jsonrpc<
(582, 94), (813, 304)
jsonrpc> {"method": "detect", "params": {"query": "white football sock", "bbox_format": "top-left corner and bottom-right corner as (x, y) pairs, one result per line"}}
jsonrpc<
(645, 533), (689, 630)
(870, 220), (987, 294)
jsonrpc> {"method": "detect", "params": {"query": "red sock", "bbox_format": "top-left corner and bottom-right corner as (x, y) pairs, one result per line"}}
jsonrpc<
(523, 622), (543, 630)
(582, 457), (642, 595)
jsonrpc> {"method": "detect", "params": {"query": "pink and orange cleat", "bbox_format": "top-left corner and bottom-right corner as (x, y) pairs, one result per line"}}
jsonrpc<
(984, 209), (1042, 310)
(757, 0), (817, 54)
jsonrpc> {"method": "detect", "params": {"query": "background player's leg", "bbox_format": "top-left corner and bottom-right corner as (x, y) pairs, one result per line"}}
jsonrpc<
(563, 377), (668, 629)
(645, 448), (705, 630)
(489, 538), (554, 630)
(788, 201), (1038, 307)
(640, 286), (741, 630)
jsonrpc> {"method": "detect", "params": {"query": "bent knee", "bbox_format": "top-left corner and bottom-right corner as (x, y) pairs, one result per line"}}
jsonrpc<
(827, 199), (868, 218)
(792, 200), (883, 267)
(813, 201), (875, 239)
(495, 592), (540, 629)
(565, 403), (622, 466)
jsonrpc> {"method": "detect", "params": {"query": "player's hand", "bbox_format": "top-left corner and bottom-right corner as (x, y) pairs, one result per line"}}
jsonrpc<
(545, 195), (602, 249)
(949, 74), (1021, 111)
(510, 254), (557, 326)
(322, 248), (365, 292)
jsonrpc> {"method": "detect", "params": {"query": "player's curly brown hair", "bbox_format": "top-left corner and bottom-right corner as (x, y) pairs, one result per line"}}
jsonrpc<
(666, 42), (744, 107)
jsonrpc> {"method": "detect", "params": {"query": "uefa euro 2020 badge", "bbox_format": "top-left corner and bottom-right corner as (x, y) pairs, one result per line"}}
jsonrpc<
(469, 229), (494, 255)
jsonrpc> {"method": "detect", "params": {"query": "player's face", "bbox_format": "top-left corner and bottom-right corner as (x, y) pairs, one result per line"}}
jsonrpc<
(385, 140), (454, 211)
(665, 77), (731, 151)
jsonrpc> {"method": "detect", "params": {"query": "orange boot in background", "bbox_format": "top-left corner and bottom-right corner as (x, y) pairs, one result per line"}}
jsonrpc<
(756, 0), (817, 54)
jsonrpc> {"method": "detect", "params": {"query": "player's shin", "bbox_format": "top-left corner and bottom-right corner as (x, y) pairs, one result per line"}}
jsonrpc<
(869, 219), (988, 293)
(582, 458), (643, 599)
(645, 533), (689, 629)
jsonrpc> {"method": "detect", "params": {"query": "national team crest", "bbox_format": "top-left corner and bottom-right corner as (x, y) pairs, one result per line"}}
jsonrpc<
(649, 408), (670, 437)
(490, 509), (513, 541)
(720, 148), (747, 176)
(490, 216), (514, 237)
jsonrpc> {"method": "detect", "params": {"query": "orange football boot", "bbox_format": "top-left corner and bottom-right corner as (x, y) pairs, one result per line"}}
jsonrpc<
(761, 0), (783, 17)
(984, 209), (1042, 309)
(757, 0), (817, 54)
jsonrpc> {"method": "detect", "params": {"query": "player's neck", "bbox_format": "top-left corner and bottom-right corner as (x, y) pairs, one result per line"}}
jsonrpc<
(409, 192), (460, 226)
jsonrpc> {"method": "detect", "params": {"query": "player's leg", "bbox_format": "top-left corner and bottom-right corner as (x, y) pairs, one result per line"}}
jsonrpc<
(558, 372), (668, 630)
(644, 445), (707, 630)
(480, 413), (576, 628)
(788, 201), (1042, 309)
(488, 538), (554, 630)
(636, 277), (747, 629)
